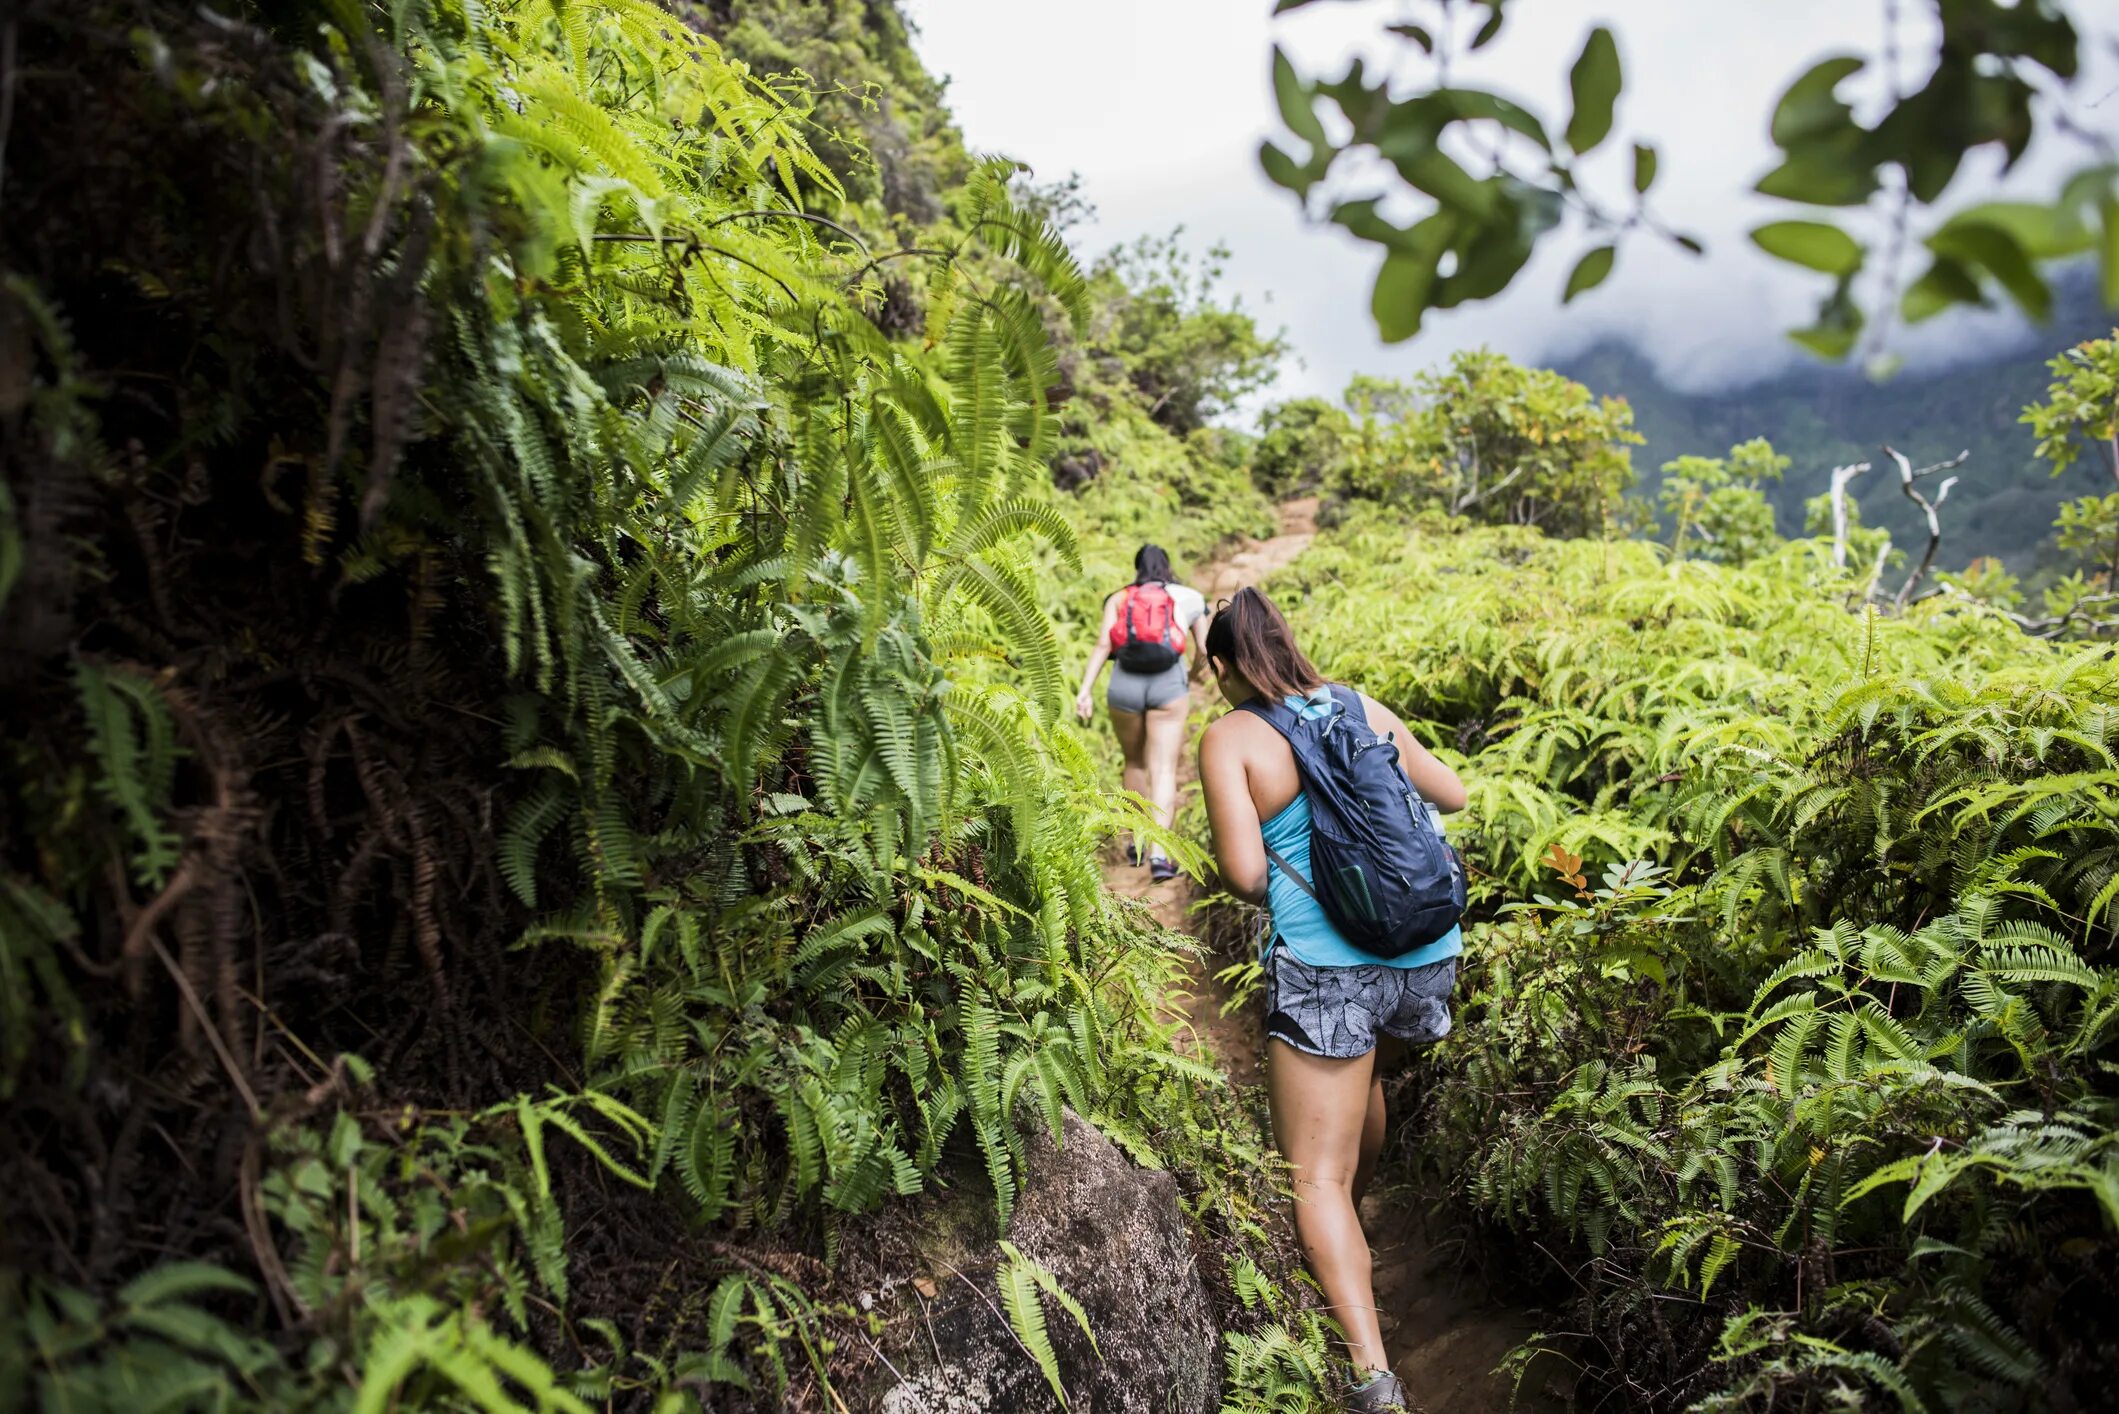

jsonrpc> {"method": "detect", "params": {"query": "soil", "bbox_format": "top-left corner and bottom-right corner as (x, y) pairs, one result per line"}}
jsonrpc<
(1099, 498), (1559, 1413)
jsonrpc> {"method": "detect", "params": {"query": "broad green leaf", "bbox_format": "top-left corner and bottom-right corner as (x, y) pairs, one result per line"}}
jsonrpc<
(1756, 150), (1878, 206)
(1258, 140), (1311, 194)
(1328, 197), (1403, 247)
(1771, 56), (1865, 146)
(1632, 143), (1657, 194)
(1751, 220), (1863, 277)
(1435, 88), (1551, 152)
(1927, 220), (2050, 321)
(1563, 245), (1616, 303)
(1901, 256), (1984, 323)
(1565, 27), (1621, 154)
(1369, 213), (1455, 342)
(1444, 219), (1537, 305)
(1390, 146), (1495, 219)
(1936, 201), (2094, 260)
(1271, 48), (1326, 149)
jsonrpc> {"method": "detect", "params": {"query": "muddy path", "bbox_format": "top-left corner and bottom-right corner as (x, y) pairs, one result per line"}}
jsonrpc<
(1099, 498), (1554, 1413)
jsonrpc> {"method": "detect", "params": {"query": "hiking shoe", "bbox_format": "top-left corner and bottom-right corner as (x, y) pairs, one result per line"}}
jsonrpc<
(1346, 1370), (1409, 1413)
(1149, 856), (1179, 882)
(1129, 844), (1145, 868)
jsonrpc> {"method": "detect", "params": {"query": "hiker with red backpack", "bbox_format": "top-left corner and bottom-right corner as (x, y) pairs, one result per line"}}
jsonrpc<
(1074, 545), (1210, 881)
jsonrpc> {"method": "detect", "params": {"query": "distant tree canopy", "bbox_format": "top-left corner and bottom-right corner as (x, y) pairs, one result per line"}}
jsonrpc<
(1252, 396), (1351, 497)
(1263, 0), (2117, 361)
(2024, 332), (2119, 614)
(1660, 437), (1790, 566)
(1084, 234), (1288, 435)
(1330, 351), (1639, 537)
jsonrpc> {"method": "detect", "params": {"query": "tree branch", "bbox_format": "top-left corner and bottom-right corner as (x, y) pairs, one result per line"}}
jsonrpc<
(1944, 584), (2119, 640)
(1453, 463), (1524, 515)
(1827, 461), (1870, 570)
(1886, 444), (1969, 610)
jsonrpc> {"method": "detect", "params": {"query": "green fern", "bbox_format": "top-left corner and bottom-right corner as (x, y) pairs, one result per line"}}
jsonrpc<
(73, 660), (184, 886)
(997, 1240), (1095, 1407)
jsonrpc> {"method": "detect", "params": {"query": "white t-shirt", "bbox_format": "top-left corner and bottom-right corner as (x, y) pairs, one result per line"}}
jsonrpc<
(1163, 582), (1207, 631)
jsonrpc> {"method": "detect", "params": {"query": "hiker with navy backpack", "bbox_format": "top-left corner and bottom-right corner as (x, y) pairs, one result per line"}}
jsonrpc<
(1074, 545), (1211, 881)
(1197, 586), (1468, 1414)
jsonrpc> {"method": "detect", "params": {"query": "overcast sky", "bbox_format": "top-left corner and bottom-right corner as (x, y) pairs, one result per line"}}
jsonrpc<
(899, 0), (2115, 410)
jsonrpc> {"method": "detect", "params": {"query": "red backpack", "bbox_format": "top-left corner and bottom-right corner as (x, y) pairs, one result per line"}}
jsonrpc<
(1111, 582), (1186, 673)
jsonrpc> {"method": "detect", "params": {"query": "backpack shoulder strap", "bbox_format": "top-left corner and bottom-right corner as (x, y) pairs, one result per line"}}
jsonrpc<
(1239, 696), (1320, 896)
(1261, 841), (1318, 901)
(1235, 696), (1300, 736)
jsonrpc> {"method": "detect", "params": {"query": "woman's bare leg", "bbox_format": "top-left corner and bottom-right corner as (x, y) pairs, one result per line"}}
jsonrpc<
(1353, 1037), (1400, 1204)
(1109, 707), (1148, 857)
(1142, 694), (1190, 837)
(1353, 1073), (1386, 1206)
(1268, 1038), (1390, 1376)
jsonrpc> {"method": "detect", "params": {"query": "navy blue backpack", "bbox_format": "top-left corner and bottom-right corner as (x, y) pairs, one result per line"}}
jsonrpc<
(1239, 685), (1465, 959)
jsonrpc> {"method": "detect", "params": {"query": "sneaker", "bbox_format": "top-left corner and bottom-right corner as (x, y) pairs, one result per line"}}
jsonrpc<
(1128, 844), (1144, 868)
(1346, 1370), (1409, 1413)
(1148, 856), (1178, 883)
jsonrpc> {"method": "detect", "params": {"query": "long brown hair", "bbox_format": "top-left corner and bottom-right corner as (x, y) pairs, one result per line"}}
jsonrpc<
(1205, 587), (1324, 701)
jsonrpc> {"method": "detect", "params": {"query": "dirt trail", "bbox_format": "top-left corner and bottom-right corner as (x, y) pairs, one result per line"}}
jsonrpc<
(1100, 499), (1552, 1413)
(1103, 496), (1321, 1086)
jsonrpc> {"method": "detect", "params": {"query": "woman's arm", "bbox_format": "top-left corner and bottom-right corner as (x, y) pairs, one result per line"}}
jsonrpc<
(1362, 694), (1468, 813)
(1075, 594), (1121, 723)
(1187, 602), (1213, 680)
(1199, 719), (1269, 903)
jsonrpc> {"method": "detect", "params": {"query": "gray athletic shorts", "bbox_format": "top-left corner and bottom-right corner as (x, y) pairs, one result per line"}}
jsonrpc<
(1263, 947), (1457, 1060)
(1106, 660), (1189, 714)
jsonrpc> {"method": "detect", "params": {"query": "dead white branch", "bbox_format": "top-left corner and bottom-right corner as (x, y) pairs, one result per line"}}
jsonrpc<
(1827, 462), (1870, 570)
(1886, 444), (1970, 611)
(1453, 463), (1525, 516)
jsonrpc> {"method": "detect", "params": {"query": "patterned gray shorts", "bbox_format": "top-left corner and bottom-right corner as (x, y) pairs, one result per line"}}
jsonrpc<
(1263, 947), (1458, 1060)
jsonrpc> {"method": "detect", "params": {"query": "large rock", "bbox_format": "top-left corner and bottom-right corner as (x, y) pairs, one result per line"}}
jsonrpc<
(874, 1110), (1222, 1414)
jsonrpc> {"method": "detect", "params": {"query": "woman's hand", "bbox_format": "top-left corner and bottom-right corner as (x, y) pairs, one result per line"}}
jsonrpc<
(1077, 594), (1122, 725)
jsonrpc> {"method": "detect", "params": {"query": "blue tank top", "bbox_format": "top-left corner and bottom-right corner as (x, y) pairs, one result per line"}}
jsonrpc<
(1261, 689), (1465, 970)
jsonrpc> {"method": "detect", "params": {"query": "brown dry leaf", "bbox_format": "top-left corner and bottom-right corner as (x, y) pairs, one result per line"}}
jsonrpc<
(911, 1276), (937, 1299)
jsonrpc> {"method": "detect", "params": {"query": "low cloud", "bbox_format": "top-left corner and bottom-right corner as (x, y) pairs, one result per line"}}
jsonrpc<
(904, 0), (2114, 408)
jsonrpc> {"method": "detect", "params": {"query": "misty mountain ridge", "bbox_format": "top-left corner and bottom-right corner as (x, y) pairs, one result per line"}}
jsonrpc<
(1553, 265), (2112, 573)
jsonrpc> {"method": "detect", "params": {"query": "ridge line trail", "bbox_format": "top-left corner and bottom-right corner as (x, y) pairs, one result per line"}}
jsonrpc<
(1102, 497), (1552, 1414)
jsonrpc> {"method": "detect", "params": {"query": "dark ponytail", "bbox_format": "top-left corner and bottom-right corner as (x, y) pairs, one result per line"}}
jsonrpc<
(1204, 587), (1324, 701)
(1132, 543), (1175, 585)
